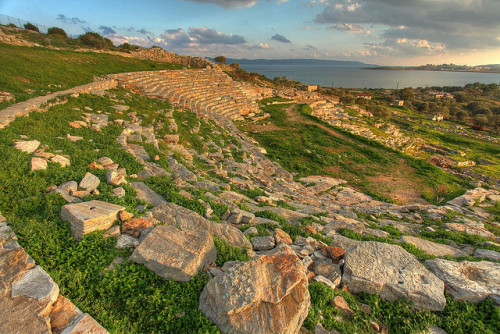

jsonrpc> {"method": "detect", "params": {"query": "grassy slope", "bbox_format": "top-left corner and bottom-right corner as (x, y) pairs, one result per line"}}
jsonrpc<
(238, 102), (468, 204)
(0, 43), (182, 109)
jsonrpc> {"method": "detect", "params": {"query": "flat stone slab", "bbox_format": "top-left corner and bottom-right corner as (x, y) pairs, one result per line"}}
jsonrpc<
(11, 266), (59, 303)
(343, 241), (445, 311)
(14, 140), (40, 153)
(61, 200), (125, 239)
(128, 144), (150, 161)
(474, 249), (500, 262)
(137, 162), (171, 179)
(426, 259), (500, 303)
(130, 225), (216, 281)
(130, 182), (166, 207)
(79, 172), (100, 192)
(401, 236), (467, 257)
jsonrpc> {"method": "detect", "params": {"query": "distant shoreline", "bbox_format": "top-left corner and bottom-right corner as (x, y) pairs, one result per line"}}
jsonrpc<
(363, 67), (500, 74)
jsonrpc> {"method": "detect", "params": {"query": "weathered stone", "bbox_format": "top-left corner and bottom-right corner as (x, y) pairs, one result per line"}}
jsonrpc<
(118, 211), (134, 222)
(314, 262), (335, 277)
(137, 162), (170, 179)
(78, 172), (100, 192)
(331, 296), (353, 316)
(51, 155), (70, 167)
(61, 313), (108, 334)
(401, 236), (467, 257)
(243, 227), (258, 236)
(314, 275), (338, 290)
(11, 265), (59, 303)
(115, 234), (140, 249)
(199, 244), (310, 334)
(122, 218), (154, 238)
(474, 249), (500, 262)
(323, 246), (345, 262)
(14, 140), (40, 153)
(30, 157), (48, 171)
(443, 222), (494, 239)
(343, 241), (445, 311)
(130, 225), (216, 281)
(150, 202), (251, 249)
(252, 236), (275, 251)
(106, 171), (127, 186)
(426, 259), (500, 303)
(61, 200), (125, 239)
(104, 225), (120, 238)
(112, 187), (125, 198)
(49, 295), (79, 334)
(130, 182), (166, 207)
(58, 181), (77, 194)
(274, 228), (292, 245)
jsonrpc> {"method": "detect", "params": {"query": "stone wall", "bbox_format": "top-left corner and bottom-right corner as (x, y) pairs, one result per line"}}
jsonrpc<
(0, 213), (108, 333)
(0, 79), (117, 129)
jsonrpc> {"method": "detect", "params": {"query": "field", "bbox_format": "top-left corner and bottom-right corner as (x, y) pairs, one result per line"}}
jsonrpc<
(238, 101), (469, 204)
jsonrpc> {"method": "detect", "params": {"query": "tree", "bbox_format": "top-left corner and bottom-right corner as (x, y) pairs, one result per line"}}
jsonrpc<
(23, 22), (39, 32)
(369, 105), (391, 118)
(78, 32), (114, 49)
(214, 56), (227, 64)
(47, 27), (67, 38)
(399, 87), (414, 102)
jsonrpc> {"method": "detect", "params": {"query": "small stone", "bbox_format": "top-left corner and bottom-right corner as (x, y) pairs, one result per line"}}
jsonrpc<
(88, 162), (103, 170)
(154, 155), (160, 161)
(58, 181), (77, 194)
(314, 262), (336, 277)
(50, 155), (70, 167)
(112, 187), (126, 198)
(359, 303), (372, 314)
(106, 171), (127, 186)
(79, 172), (100, 192)
(68, 121), (81, 128)
(304, 225), (317, 234)
(14, 140), (40, 153)
(70, 190), (91, 199)
(92, 189), (100, 196)
(30, 157), (47, 171)
(119, 211), (134, 222)
(116, 234), (140, 249)
(323, 246), (346, 262)
(370, 321), (381, 332)
(243, 227), (258, 236)
(314, 275), (337, 290)
(274, 228), (292, 245)
(331, 296), (353, 316)
(97, 157), (114, 165)
(122, 218), (154, 238)
(104, 225), (120, 238)
(251, 235), (275, 251)
(66, 134), (83, 142)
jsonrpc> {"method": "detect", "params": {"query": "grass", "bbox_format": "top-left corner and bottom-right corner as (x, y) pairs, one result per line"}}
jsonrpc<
(305, 281), (500, 334)
(238, 103), (468, 204)
(0, 43), (182, 109)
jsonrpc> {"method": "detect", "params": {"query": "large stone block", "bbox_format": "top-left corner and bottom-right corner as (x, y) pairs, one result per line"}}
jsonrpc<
(61, 200), (125, 239)
(130, 225), (216, 282)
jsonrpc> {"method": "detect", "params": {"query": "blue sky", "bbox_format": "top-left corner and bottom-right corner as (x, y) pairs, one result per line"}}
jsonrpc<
(1, 0), (499, 65)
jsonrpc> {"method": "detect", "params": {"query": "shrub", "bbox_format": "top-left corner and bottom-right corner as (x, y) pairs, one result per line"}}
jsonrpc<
(118, 42), (139, 52)
(47, 27), (67, 38)
(78, 32), (114, 49)
(23, 22), (39, 32)
(214, 56), (226, 64)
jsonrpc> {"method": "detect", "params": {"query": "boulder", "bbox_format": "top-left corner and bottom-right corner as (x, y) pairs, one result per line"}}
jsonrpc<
(131, 225), (216, 281)
(115, 234), (140, 249)
(122, 218), (154, 238)
(342, 241), (445, 311)
(474, 249), (500, 262)
(61, 313), (108, 334)
(150, 202), (251, 249)
(274, 228), (292, 245)
(400, 236), (467, 257)
(199, 244), (310, 334)
(425, 259), (500, 303)
(106, 171), (127, 186)
(130, 182), (166, 207)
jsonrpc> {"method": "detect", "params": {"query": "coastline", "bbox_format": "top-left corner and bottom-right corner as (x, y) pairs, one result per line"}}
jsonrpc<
(363, 67), (500, 74)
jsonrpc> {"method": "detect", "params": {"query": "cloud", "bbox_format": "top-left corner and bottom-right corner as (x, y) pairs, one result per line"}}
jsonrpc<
(314, 0), (500, 53)
(98, 26), (117, 35)
(188, 27), (246, 44)
(298, 26), (311, 30)
(248, 43), (270, 49)
(126, 27), (153, 35)
(184, 0), (258, 9)
(56, 14), (87, 25)
(271, 34), (291, 43)
(328, 23), (369, 34)
(303, 44), (317, 50)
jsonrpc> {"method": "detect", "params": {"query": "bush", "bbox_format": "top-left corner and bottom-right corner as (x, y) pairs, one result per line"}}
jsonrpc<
(47, 27), (67, 38)
(24, 22), (39, 32)
(118, 42), (139, 52)
(7, 23), (17, 28)
(214, 56), (226, 64)
(78, 32), (114, 49)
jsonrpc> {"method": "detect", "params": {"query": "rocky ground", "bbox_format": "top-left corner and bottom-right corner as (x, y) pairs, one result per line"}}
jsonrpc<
(0, 78), (499, 333)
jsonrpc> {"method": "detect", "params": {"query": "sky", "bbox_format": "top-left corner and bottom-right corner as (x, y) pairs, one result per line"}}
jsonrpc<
(0, 0), (499, 66)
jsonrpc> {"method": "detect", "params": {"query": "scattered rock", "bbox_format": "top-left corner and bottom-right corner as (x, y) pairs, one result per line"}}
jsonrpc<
(106, 171), (127, 186)
(474, 249), (500, 262)
(252, 236), (275, 251)
(130, 225), (216, 282)
(118, 211), (134, 222)
(122, 218), (154, 238)
(342, 241), (446, 311)
(112, 187), (125, 198)
(14, 140), (40, 153)
(130, 182), (166, 207)
(331, 296), (353, 316)
(79, 172), (100, 192)
(116, 234), (140, 249)
(51, 155), (70, 167)
(30, 157), (47, 171)
(401, 236), (467, 257)
(104, 225), (120, 238)
(274, 228), (292, 245)
(243, 227), (258, 236)
(426, 259), (500, 303)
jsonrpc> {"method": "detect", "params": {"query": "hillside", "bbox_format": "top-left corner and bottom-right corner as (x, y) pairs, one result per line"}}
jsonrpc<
(0, 30), (499, 334)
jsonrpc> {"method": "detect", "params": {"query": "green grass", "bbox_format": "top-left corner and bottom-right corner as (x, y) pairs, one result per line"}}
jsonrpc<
(239, 103), (467, 204)
(0, 43), (182, 109)
(305, 281), (500, 334)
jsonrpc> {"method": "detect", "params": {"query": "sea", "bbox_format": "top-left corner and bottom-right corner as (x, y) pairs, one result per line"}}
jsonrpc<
(238, 64), (500, 89)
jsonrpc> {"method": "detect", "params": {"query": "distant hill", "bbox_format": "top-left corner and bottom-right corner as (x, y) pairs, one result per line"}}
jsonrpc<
(213, 58), (377, 67)
(366, 63), (500, 73)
